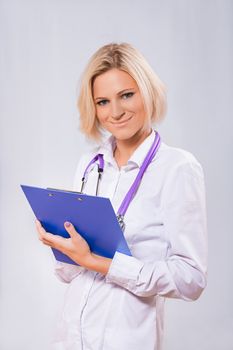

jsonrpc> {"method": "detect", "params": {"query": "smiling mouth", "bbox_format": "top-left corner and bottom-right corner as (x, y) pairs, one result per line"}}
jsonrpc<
(111, 116), (133, 125)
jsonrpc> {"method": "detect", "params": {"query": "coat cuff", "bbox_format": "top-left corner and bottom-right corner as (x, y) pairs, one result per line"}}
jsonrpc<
(54, 261), (84, 283)
(105, 252), (144, 288)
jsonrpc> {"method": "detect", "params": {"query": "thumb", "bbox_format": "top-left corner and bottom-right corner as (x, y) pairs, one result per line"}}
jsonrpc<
(64, 221), (77, 238)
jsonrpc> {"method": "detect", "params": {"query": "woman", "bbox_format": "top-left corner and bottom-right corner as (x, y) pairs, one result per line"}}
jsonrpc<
(36, 42), (208, 350)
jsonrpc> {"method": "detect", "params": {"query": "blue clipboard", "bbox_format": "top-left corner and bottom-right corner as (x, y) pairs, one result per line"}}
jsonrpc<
(21, 185), (131, 265)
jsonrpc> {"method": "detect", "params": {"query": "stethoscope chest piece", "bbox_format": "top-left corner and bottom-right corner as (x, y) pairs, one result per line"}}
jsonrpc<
(117, 214), (125, 232)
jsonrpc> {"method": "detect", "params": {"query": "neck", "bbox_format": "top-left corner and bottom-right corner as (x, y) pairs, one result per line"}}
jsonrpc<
(114, 127), (152, 167)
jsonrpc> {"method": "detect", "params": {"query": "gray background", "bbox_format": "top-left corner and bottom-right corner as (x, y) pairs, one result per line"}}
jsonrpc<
(0, 0), (232, 349)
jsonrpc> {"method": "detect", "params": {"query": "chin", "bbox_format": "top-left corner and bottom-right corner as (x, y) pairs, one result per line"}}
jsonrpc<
(110, 128), (141, 141)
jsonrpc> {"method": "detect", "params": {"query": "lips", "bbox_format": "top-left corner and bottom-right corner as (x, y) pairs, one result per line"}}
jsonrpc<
(111, 116), (133, 125)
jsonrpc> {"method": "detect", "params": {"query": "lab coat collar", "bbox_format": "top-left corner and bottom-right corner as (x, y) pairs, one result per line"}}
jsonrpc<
(98, 129), (159, 168)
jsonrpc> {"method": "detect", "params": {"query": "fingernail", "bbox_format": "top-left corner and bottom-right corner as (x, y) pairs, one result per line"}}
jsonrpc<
(65, 221), (71, 227)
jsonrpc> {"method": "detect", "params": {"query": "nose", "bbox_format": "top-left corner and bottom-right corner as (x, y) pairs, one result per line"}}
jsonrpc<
(111, 101), (125, 120)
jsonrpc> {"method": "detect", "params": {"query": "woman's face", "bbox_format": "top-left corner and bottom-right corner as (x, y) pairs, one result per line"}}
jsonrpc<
(93, 68), (150, 141)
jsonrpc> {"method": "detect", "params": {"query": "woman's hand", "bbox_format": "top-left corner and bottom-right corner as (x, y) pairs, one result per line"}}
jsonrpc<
(36, 219), (92, 267)
(35, 219), (112, 274)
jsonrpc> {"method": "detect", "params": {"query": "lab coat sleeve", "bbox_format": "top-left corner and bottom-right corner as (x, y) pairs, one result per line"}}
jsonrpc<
(105, 159), (208, 301)
(54, 261), (84, 283)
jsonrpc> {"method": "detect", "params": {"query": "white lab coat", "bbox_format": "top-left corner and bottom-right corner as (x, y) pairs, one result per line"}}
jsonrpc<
(52, 131), (208, 350)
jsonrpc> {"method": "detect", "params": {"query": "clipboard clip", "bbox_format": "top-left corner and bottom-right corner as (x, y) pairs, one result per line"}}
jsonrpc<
(46, 187), (82, 194)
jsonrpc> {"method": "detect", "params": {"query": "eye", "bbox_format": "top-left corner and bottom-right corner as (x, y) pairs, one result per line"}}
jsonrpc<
(121, 92), (134, 99)
(96, 99), (109, 106)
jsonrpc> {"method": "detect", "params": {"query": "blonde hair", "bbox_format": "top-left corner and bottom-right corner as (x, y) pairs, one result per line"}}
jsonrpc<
(77, 42), (167, 140)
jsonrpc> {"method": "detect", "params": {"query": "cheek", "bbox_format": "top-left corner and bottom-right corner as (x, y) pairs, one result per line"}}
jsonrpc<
(130, 98), (146, 118)
(96, 108), (108, 124)
(127, 95), (144, 111)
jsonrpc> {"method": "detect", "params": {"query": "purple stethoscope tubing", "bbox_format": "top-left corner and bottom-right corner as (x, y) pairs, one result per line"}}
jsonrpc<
(82, 154), (104, 179)
(117, 131), (161, 217)
(81, 154), (104, 196)
(80, 130), (161, 230)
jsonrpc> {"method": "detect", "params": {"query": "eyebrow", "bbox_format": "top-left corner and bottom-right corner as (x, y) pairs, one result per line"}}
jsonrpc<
(94, 88), (135, 101)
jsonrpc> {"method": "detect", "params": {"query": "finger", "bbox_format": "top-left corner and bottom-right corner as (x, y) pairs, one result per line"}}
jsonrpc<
(64, 221), (78, 239)
(35, 219), (47, 239)
(35, 220), (68, 252)
(41, 234), (65, 250)
(35, 220), (58, 244)
(35, 219), (47, 234)
(35, 219), (43, 229)
(41, 239), (54, 247)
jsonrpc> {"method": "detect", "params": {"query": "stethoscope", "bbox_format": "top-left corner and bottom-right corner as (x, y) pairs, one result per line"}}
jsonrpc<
(80, 130), (161, 231)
